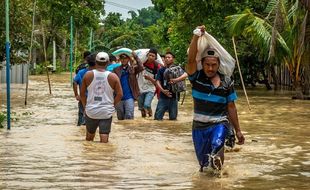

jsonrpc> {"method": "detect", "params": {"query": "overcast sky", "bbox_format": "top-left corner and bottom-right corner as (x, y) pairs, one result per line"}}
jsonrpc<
(104, 0), (153, 19)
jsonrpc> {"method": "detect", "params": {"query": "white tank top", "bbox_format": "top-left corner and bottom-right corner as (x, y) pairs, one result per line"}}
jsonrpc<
(86, 70), (115, 119)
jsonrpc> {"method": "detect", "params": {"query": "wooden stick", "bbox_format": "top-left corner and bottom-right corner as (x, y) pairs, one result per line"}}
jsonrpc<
(42, 24), (52, 95)
(232, 37), (251, 111)
(25, 0), (37, 105)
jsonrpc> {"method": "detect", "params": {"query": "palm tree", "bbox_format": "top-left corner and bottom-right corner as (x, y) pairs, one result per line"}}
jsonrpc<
(226, 0), (309, 97)
(300, 0), (310, 96)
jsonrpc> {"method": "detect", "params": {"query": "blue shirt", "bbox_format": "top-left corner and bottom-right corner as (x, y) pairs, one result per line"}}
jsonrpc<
(74, 68), (88, 86)
(120, 68), (134, 100)
(107, 63), (121, 72)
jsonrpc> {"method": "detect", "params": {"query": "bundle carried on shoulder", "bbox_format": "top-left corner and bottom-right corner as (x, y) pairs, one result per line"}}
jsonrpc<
(134, 49), (164, 66)
(196, 31), (236, 77)
(112, 48), (132, 58)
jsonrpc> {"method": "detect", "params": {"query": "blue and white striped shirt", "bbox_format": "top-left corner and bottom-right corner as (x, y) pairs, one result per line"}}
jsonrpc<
(188, 70), (237, 126)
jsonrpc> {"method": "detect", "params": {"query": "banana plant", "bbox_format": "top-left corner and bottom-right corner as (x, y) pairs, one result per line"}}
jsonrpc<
(226, 0), (308, 92)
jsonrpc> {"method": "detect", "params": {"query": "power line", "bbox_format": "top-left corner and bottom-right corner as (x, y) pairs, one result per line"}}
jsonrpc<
(105, 0), (138, 11)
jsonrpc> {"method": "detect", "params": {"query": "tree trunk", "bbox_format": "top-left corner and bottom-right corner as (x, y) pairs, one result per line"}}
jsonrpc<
(302, 11), (310, 96)
(302, 63), (310, 96)
(292, 77), (304, 99)
(61, 38), (67, 69)
(297, 9), (310, 98)
(261, 70), (272, 90)
(301, 42), (310, 96)
(270, 65), (279, 90)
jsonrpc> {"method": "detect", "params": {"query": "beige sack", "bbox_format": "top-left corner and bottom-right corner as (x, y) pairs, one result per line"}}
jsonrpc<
(196, 32), (235, 77)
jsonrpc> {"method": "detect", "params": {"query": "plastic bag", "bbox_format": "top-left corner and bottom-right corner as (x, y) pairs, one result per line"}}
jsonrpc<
(112, 48), (132, 58)
(134, 49), (164, 66)
(196, 32), (235, 77)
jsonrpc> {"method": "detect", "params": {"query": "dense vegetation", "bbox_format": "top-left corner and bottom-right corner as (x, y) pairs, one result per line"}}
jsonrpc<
(0, 0), (309, 96)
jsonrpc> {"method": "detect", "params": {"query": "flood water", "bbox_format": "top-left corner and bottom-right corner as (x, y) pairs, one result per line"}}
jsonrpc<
(0, 73), (309, 190)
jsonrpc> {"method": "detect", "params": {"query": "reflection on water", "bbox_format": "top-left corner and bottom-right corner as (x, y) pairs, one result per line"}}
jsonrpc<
(0, 73), (309, 189)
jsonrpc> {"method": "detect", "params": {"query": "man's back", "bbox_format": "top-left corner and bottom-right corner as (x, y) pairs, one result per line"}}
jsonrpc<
(85, 70), (115, 119)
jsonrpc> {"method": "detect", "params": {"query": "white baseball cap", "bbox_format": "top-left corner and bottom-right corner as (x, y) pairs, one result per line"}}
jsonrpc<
(96, 52), (109, 63)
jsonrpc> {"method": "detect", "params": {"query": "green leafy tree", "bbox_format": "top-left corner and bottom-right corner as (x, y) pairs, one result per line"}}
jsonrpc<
(35, 0), (104, 69)
(152, 0), (269, 66)
(0, 0), (33, 64)
(226, 0), (309, 95)
(97, 8), (160, 53)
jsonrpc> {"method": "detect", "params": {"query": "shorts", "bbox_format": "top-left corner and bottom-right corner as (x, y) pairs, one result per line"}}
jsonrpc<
(192, 121), (227, 168)
(85, 115), (112, 134)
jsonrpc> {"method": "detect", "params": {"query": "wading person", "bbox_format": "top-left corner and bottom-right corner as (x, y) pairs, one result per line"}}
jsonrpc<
(73, 53), (96, 126)
(137, 48), (161, 117)
(75, 51), (91, 74)
(154, 52), (187, 120)
(113, 51), (143, 120)
(80, 52), (123, 143)
(186, 26), (245, 172)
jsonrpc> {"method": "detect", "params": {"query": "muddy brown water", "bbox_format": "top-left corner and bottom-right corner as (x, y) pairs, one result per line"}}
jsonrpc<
(0, 73), (309, 189)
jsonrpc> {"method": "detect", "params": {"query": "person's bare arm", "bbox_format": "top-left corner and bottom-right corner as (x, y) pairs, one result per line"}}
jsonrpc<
(132, 51), (144, 74)
(80, 71), (93, 109)
(186, 26), (205, 75)
(73, 82), (80, 101)
(144, 75), (157, 85)
(227, 102), (245, 145)
(108, 73), (123, 106)
(156, 80), (172, 98)
(169, 72), (188, 84)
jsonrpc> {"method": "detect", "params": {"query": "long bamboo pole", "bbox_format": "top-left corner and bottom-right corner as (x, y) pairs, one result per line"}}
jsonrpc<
(70, 16), (73, 86)
(42, 24), (52, 94)
(232, 37), (251, 111)
(74, 30), (78, 69)
(89, 28), (93, 51)
(5, 0), (11, 130)
(25, 0), (36, 105)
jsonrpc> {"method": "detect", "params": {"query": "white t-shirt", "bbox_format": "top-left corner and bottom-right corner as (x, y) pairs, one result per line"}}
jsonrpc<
(137, 69), (156, 93)
(86, 70), (115, 119)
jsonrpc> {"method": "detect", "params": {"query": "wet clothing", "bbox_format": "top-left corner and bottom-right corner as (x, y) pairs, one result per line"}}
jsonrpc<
(75, 63), (88, 74)
(154, 97), (178, 120)
(137, 61), (160, 111)
(156, 66), (181, 100)
(188, 70), (237, 169)
(77, 101), (85, 126)
(73, 68), (89, 126)
(115, 98), (135, 120)
(113, 56), (143, 100)
(85, 70), (115, 119)
(192, 122), (227, 168)
(137, 61), (160, 94)
(188, 70), (237, 125)
(120, 67), (134, 100)
(74, 68), (88, 88)
(154, 65), (184, 120)
(113, 55), (143, 120)
(85, 115), (112, 134)
(138, 91), (154, 110)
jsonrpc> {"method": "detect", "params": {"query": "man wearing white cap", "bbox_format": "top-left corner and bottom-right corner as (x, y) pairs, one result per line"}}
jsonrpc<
(80, 52), (123, 143)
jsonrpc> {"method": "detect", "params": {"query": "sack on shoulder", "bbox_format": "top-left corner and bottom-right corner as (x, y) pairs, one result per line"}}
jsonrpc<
(164, 66), (186, 93)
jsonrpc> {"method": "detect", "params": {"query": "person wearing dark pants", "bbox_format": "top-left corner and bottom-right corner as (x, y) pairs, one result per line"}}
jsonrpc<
(154, 52), (187, 120)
